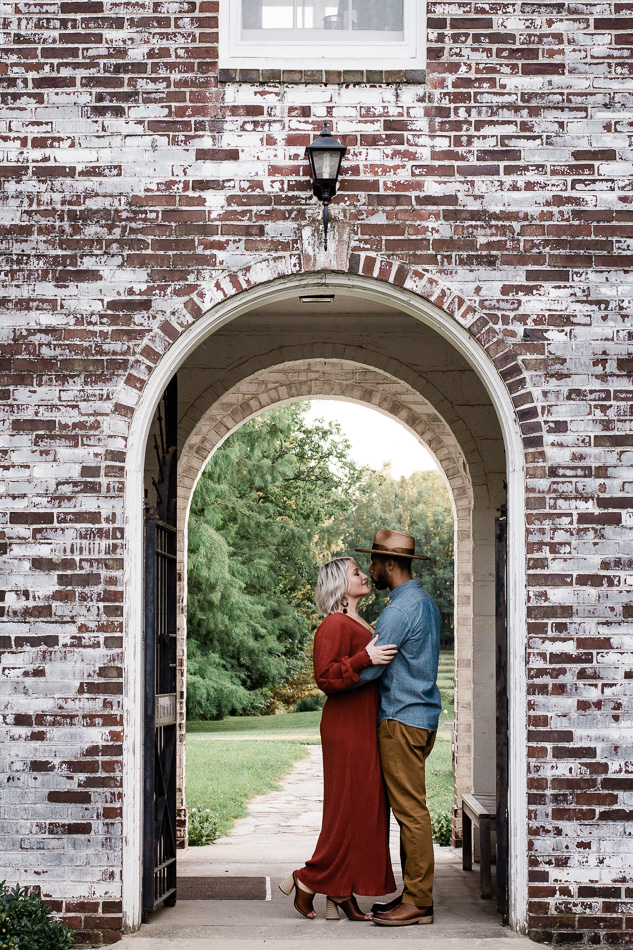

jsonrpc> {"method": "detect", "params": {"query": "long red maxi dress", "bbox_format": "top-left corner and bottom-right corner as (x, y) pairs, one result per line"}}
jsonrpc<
(295, 613), (396, 897)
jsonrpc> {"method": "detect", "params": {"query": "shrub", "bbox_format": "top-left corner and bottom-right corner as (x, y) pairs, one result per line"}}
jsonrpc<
(188, 807), (219, 847)
(431, 810), (452, 846)
(293, 694), (325, 713)
(0, 881), (74, 950)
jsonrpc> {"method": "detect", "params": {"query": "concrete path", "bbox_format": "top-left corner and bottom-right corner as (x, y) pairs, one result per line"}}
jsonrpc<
(117, 746), (533, 950)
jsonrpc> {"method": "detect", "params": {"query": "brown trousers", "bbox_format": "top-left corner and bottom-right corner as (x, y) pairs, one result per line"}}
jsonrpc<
(378, 719), (436, 907)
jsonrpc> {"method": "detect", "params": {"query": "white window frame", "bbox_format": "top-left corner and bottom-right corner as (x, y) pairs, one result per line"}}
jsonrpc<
(219, 0), (425, 71)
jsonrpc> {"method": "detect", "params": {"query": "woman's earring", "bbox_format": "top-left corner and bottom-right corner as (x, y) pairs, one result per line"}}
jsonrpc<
(342, 597), (349, 615)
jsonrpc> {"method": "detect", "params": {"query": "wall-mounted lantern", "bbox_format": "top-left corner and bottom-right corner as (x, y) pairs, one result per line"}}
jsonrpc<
(305, 121), (347, 251)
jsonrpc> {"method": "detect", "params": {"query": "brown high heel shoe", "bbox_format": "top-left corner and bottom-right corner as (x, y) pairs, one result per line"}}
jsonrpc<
(325, 894), (371, 921)
(279, 872), (316, 919)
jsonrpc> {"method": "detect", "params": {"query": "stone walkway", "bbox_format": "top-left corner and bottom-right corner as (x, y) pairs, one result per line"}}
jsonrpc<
(117, 746), (533, 950)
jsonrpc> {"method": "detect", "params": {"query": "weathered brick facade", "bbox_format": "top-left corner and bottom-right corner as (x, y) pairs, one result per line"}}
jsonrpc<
(1, 0), (632, 945)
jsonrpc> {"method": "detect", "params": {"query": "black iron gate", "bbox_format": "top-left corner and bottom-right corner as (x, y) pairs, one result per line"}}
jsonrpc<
(143, 376), (178, 916)
(495, 505), (509, 921)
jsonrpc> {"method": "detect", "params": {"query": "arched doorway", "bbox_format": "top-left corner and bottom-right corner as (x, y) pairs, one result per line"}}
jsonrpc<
(120, 267), (530, 935)
(174, 360), (475, 851)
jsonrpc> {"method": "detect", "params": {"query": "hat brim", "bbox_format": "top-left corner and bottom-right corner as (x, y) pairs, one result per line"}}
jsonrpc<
(354, 547), (431, 560)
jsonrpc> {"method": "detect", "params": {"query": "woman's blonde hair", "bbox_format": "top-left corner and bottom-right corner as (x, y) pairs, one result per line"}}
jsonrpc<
(315, 557), (351, 617)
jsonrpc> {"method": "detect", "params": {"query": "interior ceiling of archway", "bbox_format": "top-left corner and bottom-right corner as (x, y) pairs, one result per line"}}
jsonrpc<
(172, 292), (506, 490)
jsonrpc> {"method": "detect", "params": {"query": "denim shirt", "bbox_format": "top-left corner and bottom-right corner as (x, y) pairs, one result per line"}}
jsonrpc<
(358, 579), (442, 731)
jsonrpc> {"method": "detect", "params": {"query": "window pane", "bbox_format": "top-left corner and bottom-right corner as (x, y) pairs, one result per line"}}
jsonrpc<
(242, 0), (294, 29)
(243, 0), (404, 31)
(305, 2), (340, 29)
(352, 0), (403, 31)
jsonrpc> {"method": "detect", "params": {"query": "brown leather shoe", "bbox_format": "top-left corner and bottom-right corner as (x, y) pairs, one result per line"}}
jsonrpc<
(372, 901), (433, 926)
(370, 893), (402, 915)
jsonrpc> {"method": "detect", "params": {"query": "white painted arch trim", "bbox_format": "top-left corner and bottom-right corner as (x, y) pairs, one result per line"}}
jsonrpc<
(122, 272), (528, 934)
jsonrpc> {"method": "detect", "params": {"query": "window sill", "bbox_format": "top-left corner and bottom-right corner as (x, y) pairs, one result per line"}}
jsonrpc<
(217, 67), (426, 85)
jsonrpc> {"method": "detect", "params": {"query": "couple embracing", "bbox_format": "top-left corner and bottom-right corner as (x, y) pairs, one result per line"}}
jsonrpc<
(280, 529), (441, 926)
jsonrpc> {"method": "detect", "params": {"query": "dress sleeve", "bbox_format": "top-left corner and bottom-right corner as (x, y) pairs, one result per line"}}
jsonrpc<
(313, 616), (373, 694)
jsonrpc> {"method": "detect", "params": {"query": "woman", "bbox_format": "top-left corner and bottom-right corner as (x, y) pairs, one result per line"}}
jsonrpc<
(280, 557), (397, 921)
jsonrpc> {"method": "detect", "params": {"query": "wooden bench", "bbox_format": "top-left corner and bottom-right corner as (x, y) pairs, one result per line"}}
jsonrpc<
(461, 793), (497, 899)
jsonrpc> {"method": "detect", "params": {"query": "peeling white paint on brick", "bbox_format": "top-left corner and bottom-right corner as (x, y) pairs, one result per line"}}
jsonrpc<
(1, 0), (632, 943)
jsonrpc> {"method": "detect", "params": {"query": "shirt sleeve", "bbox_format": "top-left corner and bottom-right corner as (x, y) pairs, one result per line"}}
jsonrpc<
(356, 602), (410, 684)
(313, 616), (372, 694)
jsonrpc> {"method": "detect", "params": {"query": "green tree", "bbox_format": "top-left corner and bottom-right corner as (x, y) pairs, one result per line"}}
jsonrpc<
(340, 467), (454, 644)
(186, 403), (361, 719)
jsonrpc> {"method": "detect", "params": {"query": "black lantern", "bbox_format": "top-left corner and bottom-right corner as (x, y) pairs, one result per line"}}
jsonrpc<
(305, 121), (347, 250)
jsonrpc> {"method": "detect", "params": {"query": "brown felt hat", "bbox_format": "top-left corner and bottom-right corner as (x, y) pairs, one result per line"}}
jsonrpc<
(355, 528), (430, 561)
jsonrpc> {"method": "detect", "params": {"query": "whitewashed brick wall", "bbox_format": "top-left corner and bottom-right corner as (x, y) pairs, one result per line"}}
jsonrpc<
(1, 0), (632, 943)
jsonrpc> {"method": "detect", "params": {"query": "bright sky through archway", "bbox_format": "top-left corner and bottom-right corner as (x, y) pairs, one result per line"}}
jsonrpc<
(305, 400), (438, 479)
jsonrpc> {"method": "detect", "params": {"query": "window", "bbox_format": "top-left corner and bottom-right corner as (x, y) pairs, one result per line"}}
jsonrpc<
(243, 0), (404, 35)
(220, 0), (424, 71)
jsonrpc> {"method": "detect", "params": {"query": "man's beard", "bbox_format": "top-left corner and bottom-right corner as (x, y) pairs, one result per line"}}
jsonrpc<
(371, 566), (390, 590)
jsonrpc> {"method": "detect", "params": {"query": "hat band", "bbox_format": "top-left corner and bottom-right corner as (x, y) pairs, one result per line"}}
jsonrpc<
(373, 542), (415, 557)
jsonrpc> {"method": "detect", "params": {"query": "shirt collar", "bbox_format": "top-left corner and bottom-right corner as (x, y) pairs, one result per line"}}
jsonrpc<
(388, 578), (420, 602)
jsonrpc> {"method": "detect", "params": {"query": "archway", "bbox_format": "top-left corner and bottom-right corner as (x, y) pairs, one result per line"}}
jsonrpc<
(120, 266), (531, 935)
(174, 359), (475, 854)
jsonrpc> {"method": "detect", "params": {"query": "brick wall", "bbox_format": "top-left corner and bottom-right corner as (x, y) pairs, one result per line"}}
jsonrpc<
(1, 0), (632, 943)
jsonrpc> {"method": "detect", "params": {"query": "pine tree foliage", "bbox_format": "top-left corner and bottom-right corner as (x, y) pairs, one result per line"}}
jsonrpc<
(186, 404), (360, 719)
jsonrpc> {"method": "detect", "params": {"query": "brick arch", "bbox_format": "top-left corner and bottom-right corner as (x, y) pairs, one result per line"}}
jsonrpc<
(110, 253), (543, 459)
(121, 255), (533, 935)
(178, 342), (491, 498)
(178, 358), (473, 524)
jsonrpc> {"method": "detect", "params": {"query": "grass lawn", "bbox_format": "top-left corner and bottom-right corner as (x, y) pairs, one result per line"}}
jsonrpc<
(426, 733), (453, 817)
(187, 709), (322, 744)
(186, 738), (311, 838)
(186, 650), (456, 838)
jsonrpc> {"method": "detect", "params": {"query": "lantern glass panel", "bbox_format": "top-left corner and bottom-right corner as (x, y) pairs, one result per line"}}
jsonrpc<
(312, 150), (341, 182)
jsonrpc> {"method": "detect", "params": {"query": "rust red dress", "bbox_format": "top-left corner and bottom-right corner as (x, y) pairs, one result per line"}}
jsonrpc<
(295, 613), (395, 897)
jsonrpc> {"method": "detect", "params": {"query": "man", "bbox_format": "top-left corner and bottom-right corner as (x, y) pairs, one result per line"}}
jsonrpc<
(354, 528), (442, 927)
